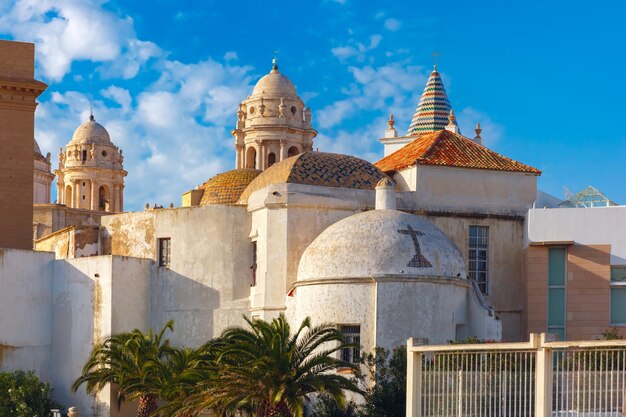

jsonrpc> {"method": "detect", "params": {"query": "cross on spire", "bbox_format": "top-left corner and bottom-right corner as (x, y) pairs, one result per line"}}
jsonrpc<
(397, 225), (432, 268)
(432, 50), (441, 70)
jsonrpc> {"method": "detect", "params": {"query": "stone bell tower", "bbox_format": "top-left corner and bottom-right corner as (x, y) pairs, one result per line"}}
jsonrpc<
(55, 114), (127, 213)
(0, 40), (47, 249)
(232, 59), (317, 170)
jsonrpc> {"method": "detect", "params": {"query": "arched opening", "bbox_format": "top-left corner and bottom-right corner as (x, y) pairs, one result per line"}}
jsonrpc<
(98, 185), (111, 212)
(64, 185), (72, 206)
(287, 146), (300, 157)
(246, 147), (257, 169)
(268, 152), (276, 167)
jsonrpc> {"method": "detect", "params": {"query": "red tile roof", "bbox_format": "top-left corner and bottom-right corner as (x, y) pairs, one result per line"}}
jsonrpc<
(375, 130), (541, 175)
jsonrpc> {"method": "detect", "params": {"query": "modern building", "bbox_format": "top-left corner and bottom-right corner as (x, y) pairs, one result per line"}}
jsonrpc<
(525, 197), (626, 341)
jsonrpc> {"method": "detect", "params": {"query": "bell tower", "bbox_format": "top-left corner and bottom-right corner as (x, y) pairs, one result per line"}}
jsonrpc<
(232, 59), (317, 170)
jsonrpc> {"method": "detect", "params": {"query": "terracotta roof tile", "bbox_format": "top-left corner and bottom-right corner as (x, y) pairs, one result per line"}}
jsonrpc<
(375, 130), (541, 175)
(199, 168), (262, 205)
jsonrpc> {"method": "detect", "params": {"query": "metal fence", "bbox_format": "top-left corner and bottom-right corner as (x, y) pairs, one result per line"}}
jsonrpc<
(406, 334), (626, 417)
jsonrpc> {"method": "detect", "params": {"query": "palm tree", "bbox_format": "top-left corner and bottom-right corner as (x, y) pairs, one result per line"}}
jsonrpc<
(176, 314), (363, 417)
(72, 321), (176, 417)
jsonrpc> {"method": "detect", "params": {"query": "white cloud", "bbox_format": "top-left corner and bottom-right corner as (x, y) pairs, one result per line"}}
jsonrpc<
(101, 85), (132, 111)
(384, 18), (401, 31)
(36, 55), (257, 209)
(330, 34), (383, 62)
(316, 62), (427, 129)
(0, 0), (159, 81)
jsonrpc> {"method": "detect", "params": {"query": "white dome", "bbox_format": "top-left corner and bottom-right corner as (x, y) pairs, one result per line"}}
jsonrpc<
(252, 68), (297, 97)
(297, 210), (466, 281)
(69, 115), (112, 145)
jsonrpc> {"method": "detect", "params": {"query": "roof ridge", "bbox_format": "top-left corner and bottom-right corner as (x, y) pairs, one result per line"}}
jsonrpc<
(374, 129), (541, 175)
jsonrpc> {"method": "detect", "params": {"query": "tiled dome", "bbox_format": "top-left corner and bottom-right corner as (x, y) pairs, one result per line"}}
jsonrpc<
(199, 168), (262, 206)
(238, 151), (388, 204)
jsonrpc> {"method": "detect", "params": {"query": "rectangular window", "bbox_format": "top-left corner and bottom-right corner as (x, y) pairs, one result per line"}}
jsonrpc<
(82, 150), (87, 161)
(611, 266), (626, 325)
(251, 241), (257, 286)
(339, 325), (360, 364)
(468, 226), (489, 294)
(547, 247), (567, 340)
(158, 238), (171, 267)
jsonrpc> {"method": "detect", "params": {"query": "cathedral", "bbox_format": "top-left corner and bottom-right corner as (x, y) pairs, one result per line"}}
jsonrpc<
(4, 39), (625, 416)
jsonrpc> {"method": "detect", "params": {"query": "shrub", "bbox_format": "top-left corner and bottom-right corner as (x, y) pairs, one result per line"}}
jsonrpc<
(0, 370), (63, 417)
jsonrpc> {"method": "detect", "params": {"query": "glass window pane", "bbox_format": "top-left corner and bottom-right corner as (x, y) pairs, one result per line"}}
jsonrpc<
(548, 288), (565, 326)
(548, 248), (566, 286)
(611, 288), (626, 324)
(611, 267), (626, 283)
(547, 327), (565, 341)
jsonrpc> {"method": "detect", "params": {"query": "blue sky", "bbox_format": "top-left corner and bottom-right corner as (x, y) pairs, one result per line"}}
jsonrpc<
(1, 0), (625, 210)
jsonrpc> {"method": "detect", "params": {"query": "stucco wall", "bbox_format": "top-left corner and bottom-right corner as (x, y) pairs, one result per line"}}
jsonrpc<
(51, 256), (152, 416)
(0, 249), (54, 380)
(425, 215), (524, 341)
(248, 183), (374, 319)
(395, 165), (537, 215)
(101, 205), (252, 341)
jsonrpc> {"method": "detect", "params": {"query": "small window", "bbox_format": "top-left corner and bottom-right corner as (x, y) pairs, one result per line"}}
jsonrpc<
(82, 195), (85, 200)
(611, 266), (626, 325)
(468, 226), (489, 294)
(290, 106), (297, 115)
(339, 325), (360, 364)
(102, 150), (107, 157)
(83, 182), (86, 186)
(82, 150), (87, 161)
(158, 238), (171, 267)
(251, 241), (257, 286)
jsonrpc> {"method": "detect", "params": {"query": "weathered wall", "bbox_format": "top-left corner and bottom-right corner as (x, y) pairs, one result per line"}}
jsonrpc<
(33, 204), (103, 240)
(101, 205), (252, 342)
(0, 249), (54, 379)
(424, 215), (524, 341)
(376, 279), (468, 348)
(51, 256), (151, 417)
(34, 225), (99, 259)
(395, 165), (537, 215)
(248, 183), (374, 319)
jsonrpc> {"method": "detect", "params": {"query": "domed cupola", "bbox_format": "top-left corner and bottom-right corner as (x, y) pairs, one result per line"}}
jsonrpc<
(54, 113), (127, 213)
(232, 58), (317, 171)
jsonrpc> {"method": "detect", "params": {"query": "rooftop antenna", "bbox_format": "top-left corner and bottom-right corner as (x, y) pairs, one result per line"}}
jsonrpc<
(432, 50), (441, 70)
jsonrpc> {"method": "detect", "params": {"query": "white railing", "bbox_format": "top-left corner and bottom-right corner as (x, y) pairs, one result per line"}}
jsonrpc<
(406, 334), (626, 417)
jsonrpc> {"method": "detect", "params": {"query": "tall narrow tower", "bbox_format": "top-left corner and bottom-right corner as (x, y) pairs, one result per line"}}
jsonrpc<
(231, 59), (317, 170)
(0, 40), (47, 249)
(55, 114), (127, 213)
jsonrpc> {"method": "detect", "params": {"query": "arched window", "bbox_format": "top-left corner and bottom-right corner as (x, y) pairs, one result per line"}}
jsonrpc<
(268, 152), (276, 167)
(246, 147), (257, 169)
(64, 185), (72, 206)
(98, 185), (111, 212)
(287, 146), (299, 157)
